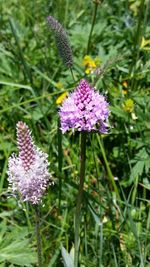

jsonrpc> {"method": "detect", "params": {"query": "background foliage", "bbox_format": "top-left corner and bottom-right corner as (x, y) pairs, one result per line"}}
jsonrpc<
(0, 0), (150, 266)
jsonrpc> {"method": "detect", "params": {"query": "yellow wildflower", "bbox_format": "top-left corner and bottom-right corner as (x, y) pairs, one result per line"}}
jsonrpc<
(122, 81), (128, 88)
(82, 55), (100, 74)
(140, 37), (150, 51)
(56, 92), (68, 105)
(123, 99), (134, 113)
(83, 55), (95, 66)
(122, 81), (128, 95)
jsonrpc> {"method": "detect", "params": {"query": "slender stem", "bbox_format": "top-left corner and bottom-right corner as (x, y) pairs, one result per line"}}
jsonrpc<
(35, 205), (42, 267)
(22, 202), (32, 231)
(99, 223), (103, 267)
(129, 0), (145, 91)
(57, 118), (63, 208)
(96, 134), (121, 200)
(86, 1), (99, 54)
(70, 67), (76, 82)
(74, 132), (87, 267)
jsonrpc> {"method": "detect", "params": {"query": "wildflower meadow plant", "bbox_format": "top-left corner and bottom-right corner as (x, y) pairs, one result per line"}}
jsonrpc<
(8, 121), (52, 204)
(59, 79), (109, 134)
(82, 55), (100, 74)
(59, 79), (110, 267)
(8, 121), (53, 267)
(47, 16), (73, 69)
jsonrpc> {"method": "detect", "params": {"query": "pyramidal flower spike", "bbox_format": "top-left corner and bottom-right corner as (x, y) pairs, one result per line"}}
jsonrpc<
(8, 121), (53, 204)
(59, 80), (110, 267)
(59, 79), (109, 134)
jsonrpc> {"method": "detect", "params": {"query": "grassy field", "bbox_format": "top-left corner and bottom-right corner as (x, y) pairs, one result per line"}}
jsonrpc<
(0, 0), (150, 266)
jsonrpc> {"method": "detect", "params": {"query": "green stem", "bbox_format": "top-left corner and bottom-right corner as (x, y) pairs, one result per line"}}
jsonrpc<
(22, 202), (32, 231)
(35, 205), (42, 267)
(86, 1), (100, 54)
(96, 134), (121, 200)
(130, 0), (145, 91)
(57, 118), (63, 208)
(74, 132), (87, 267)
(70, 67), (76, 82)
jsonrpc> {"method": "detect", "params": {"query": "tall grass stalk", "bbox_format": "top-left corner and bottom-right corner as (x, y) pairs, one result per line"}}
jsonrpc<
(35, 206), (42, 267)
(70, 67), (76, 82)
(22, 203), (32, 231)
(96, 134), (121, 200)
(57, 118), (63, 208)
(99, 223), (103, 267)
(86, 0), (101, 54)
(74, 132), (87, 267)
(130, 0), (146, 91)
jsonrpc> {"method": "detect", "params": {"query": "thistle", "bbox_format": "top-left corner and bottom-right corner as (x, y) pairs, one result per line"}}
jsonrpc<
(47, 16), (73, 68)
(8, 121), (52, 204)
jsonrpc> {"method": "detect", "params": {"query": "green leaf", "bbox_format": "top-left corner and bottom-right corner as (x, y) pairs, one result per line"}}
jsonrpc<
(110, 106), (128, 120)
(0, 223), (36, 266)
(131, 160), (145, 180)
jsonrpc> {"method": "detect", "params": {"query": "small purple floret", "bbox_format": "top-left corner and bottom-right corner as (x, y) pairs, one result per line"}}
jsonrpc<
(59, 79), (109, 133)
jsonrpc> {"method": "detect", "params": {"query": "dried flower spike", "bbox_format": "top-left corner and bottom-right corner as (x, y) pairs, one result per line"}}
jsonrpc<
(8, 121), (53, 204)
(47, 16), (73, 68)
(59, 79), (109, 133)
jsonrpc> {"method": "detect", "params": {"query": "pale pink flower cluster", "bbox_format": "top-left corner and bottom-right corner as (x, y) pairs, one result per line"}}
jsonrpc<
(8, 121), (53, 204)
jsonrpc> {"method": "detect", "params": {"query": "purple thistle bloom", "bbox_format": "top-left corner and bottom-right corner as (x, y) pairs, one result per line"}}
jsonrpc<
(59, 79), (109, 134)
(8, 121), (53, 204)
